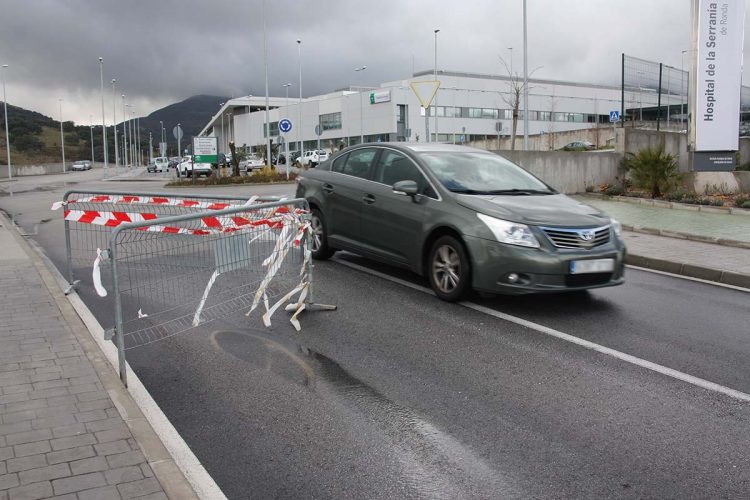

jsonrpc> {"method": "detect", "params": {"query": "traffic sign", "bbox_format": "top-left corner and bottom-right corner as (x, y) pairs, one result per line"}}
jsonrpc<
(609, 110), (620, 123)
(172, 125), (183, 141)
(410, 80), (441, 109)
(279, 118), (292, 133)
(314, 124), (321, 136)
(192, 137), (217, 164)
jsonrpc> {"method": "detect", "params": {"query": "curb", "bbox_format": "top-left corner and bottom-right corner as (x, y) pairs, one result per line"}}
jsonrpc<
(579, 192), (750, 216)
(1, 212), (224, 499)
(625, 253), (750, 289)
(621, 224), (750, 250)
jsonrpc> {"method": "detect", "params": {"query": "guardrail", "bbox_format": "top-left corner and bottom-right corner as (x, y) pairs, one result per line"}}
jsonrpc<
(54, 190), (335, 385)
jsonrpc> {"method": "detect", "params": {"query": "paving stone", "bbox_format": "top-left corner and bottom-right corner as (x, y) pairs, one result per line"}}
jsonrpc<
(133, 493), (168, 500)
(76, 485), (121, 500)
(75, 391), (109, 403)
(139, 464), (154, 479)
(93, 441), (130, 457)
(50, 424), (86, 439)
(0, 422), (32, 437)
(7, 454), (47, 474)
(1, 385), (32, 396)
(75, 399), (113, 413)
(0, 473), (19, 490)
(70, 456), (109, 476)
(104, 466), (143, 486)
(105, 451), (145, 469)
(5, 430), (52, 447)
(46, 446), (96, 466)
(75, 410), (108, 424)
(51, 472), (106, 495)
(116, 478), (162, 499)
(86, 419), (128, 434)
(3, 401), (45, 415)
(94, 428), (131, 444)
(17, 463), (70, 485)
(0, 446), (13, 461)
(12, 442), (50, 459)
(49, 434), (96, 452)
(31, 414), (77, 431)
(1, 411), (36, 425)
(68, 384), (99, 396)
(6, 479), (52, 499)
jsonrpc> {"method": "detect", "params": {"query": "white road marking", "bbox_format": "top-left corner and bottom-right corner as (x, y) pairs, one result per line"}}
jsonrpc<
(333, 257), (750, 403)
(626, 265), (750, 293)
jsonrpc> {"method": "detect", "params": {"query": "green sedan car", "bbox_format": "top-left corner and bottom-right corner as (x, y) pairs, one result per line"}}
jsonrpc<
(295, 143), (625, 301)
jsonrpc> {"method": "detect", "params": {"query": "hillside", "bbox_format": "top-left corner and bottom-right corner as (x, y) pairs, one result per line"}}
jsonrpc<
(1, 94), (227, 165)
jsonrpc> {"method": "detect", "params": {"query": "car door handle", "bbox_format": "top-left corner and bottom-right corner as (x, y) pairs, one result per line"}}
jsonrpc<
(362, 194), (376, 204)
(322, 184), (334, 194)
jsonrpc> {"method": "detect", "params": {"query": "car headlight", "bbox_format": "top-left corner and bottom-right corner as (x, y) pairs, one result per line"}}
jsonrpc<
(477, 213), (540, 248)
(610, 218), (622, 236)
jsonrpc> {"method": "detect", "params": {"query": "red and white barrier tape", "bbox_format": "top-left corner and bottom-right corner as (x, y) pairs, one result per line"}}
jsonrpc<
(51, 194), (260, 211)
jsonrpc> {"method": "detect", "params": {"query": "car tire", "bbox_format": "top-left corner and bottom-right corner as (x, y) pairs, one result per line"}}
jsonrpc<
(310, 208), (334, 260)
(428, 235), (471, 302)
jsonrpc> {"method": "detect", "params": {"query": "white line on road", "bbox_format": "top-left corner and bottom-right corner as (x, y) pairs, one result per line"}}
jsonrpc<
(626, 265), (750, 293)
(333, 257), (750, 403)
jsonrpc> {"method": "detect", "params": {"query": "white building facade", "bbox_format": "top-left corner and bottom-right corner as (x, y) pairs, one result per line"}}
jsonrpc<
(199, 70), (681, 155)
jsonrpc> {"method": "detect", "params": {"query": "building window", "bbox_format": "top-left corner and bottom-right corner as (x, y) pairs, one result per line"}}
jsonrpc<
(263, 121), (279, 137)
(319, 112), (342, 131)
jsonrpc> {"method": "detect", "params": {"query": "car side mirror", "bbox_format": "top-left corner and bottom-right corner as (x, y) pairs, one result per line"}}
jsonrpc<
(393, 180), (418, 197)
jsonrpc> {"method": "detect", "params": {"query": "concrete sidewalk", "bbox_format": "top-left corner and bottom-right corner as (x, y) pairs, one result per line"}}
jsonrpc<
(0, 214), (198, 500)
(575, 195), (750, 288)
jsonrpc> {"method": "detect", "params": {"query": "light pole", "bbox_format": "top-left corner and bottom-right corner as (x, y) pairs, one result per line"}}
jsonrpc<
(522, 0), (529, 150)
(262, 0), (271, 169)
(89, 115), (94, 165)
(434, 29), (440, 143)
(159, 120), (164, 158)
(636, 70), (644, 122)
(282, 84), (292, 174)
(1, 64), (11, 182)
(177, 122), (181, 159)
(136, 113), (141, 166)
(111, 79), (118, 169)
(58, 99), (66, 173)
(508, 47), (513, 77)
(355, 66), (367, 144)
(681, 49), (691, 126)
(98, 57), (108, 176)
(121, 95), (128, 166)
(297, 39), (303, 162)
(218, 104), (224, 155)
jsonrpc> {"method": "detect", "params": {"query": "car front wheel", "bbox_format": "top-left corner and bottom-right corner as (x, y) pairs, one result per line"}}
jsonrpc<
(428, 235), (471, 301)
(309, 208), (334, 260)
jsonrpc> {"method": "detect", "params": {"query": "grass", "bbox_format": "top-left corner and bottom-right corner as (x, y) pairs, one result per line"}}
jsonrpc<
(166, 168), (297, 187)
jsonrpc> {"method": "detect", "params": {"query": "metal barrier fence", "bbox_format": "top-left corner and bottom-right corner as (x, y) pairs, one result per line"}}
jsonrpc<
(621, 53), (750, 131)
(54, 190), (335, 385)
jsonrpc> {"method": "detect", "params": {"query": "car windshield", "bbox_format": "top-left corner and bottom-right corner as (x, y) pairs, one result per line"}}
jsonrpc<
(419, 152), (555, 194)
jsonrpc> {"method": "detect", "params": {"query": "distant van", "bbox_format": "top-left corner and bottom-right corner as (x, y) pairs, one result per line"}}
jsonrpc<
(148, 157), (168, 173)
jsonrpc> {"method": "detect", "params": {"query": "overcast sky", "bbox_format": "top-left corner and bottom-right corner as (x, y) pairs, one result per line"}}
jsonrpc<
(2, 0), (748, 125)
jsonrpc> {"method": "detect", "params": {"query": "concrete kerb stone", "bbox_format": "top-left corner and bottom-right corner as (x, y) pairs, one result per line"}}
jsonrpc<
(625, 253), (750, 290)
(579, 193), (750, 216)
(622, 224), (750, 250)
(0, 213), (204, 500)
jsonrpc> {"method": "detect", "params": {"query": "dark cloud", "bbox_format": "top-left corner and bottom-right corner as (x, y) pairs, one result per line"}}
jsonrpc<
(1, 0), (746, 124)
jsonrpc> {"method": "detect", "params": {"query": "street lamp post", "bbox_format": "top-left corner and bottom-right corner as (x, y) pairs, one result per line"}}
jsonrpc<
(177, 122), (181, 159)
(121, 95), (128, 166)
(262, 0), (271, 169)
(136, 113), (141, 166)
(98, 57), (108, 177)
(355, 66), (367, 144)
(282, 83), (292, 176)
(297, 39), (303, 162)
(522, 0), (529, 150)
(1, 64), (11, 182)
(111, 79), (118, 169)
(58, 99), (66, 173)
(89, 116), (94, 166)
(159, 120), (164, 158)
(508, 47), (513, 77)
(434, 29), (440, 143)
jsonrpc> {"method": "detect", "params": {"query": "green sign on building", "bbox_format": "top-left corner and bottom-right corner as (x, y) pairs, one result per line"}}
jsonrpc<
(193, 137), (218, 163)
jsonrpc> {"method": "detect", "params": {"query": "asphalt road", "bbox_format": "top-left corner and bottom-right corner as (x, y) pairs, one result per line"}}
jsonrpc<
(2, 170), (750, 499)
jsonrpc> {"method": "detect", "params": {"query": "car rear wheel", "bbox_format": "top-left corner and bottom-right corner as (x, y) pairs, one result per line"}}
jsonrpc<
(310, 208), (334, 260)
(428, 235), (471, 301)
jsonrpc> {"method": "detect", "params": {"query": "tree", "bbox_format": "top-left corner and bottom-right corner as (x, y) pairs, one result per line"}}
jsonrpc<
(228, 141), (246, 177)
(498, 56), (540, 150)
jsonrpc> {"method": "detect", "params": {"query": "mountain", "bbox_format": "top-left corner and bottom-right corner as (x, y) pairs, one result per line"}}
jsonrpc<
(134, 95), (228, 149)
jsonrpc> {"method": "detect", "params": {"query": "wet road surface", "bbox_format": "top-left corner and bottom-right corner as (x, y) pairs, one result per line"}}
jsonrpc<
(3, 177), (750, 498)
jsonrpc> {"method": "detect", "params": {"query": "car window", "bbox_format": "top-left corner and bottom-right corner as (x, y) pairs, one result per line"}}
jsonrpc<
(337, 148), (377, 179)
(331, 153), (349, 173)
(373, 150), (436, 197)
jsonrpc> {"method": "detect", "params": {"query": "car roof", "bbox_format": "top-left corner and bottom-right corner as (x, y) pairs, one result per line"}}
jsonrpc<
(342, 142), (491, 155)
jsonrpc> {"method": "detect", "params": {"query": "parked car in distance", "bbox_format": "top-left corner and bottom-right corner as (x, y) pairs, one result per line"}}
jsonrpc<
(296, 143), (625, 301)
(299, 150), (329, 167)
(288, 151), (301, 165)
(239, 153), (265, 172)
(176, 155), (212, 177)
(168, 157), (180, 169)
(71, 160), (91, 171)
(148, 157), (168, 173)
(561, 141), (595, 151)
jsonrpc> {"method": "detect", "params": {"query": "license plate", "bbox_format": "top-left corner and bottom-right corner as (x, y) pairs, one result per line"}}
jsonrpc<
(570, 258), (615, 274)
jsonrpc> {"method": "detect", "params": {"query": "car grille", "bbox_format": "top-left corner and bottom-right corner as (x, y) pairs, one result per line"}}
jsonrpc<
(541, 225), (610, 249)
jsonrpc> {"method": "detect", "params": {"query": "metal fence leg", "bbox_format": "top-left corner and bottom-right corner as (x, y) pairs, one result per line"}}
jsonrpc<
(109, 243), (128, 386)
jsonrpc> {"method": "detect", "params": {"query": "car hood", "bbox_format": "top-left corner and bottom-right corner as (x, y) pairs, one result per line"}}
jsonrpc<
(454, 193), (610, 226)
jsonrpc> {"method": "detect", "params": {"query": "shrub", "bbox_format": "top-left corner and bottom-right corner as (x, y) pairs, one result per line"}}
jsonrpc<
(735, 195), (749, 207)
(604, 185), (624, 196)
(584, 184), (595, 193)
(741, 201), (750, 209)
(737, 163), (750, 172)
(622, 147), (681, 198)
(665, 190), (687, 202)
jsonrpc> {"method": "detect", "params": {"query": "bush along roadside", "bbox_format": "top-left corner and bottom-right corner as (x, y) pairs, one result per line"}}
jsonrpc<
(166, 168), (297, 187)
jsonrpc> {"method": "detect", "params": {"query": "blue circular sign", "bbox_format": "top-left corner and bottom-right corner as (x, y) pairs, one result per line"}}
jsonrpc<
(279, 119), (292, 133)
